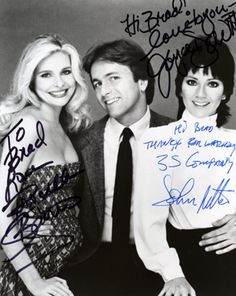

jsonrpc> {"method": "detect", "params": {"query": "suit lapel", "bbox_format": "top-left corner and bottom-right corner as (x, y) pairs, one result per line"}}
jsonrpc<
(82, 111), (157, 226)
(81, 117), (108, 226)
(81, 111), (170, 228)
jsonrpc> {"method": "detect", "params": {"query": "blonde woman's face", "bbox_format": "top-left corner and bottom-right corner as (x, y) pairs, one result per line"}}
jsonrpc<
(34, 51), (76, 107)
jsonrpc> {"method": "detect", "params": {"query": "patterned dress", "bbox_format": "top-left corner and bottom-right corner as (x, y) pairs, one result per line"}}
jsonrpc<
(0, 162), (83, 295)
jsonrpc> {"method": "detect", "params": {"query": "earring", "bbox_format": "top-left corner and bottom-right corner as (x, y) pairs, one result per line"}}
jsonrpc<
(222, 95), (226, 101)
(140, 81), (148, 91)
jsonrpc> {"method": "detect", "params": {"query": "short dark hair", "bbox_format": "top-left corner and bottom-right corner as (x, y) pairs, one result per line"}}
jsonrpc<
(175, 36), (235, 126)
(83, 39), (155, 105)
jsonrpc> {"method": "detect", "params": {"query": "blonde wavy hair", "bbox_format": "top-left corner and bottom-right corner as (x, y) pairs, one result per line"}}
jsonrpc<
(0, 33), (92, 136)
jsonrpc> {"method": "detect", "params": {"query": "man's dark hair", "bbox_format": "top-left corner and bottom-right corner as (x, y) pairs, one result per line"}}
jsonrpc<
(175, 36), (235, 126)
(83, 39), (155, 105)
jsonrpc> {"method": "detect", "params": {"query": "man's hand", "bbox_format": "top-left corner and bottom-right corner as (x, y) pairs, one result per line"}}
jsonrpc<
(158, 277), (196, 296)
(199, 214), (236, 254)
(26, 276), (74, 296)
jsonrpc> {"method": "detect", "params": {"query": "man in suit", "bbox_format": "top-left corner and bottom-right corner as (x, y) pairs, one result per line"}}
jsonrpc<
(60, 39), (173, 296)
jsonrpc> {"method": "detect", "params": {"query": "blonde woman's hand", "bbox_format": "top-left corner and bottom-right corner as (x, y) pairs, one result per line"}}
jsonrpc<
(27, 276), (74, 296)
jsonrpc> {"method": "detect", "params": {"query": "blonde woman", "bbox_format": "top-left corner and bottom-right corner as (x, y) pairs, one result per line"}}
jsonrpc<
(0, 33), (91, 296)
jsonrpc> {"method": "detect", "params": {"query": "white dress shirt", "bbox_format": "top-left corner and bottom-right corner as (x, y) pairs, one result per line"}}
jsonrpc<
(134, 110), (236, 282)
(101, 107), (151, 242)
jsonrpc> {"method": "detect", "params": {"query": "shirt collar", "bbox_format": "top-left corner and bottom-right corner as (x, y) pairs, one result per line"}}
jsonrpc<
(106, 107), (151, 141)
(182, 109), (217, 127)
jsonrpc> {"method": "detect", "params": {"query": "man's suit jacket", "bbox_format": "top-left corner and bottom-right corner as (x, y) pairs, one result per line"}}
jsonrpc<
(71, 110), (173, 262)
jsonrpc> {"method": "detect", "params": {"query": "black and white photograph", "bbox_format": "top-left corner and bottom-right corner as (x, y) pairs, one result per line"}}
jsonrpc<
(0, 0), (236, 295)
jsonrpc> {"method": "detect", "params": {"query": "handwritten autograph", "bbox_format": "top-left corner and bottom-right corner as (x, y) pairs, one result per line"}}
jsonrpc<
(197, 178), (234, 213)
(152, 174), (197, 206)
(0, 118), (84, 273)
(186, 151), (234, 174)
(121, 0), (187, 36)
(0, 118), (47, 211)
(121, 0), (236, 98)
(152, 174), (234, 213)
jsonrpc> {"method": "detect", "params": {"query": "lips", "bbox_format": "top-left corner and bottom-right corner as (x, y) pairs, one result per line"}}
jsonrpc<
(104, 97), (120, 105)
(192, 100), (210, 107)
(49, 89), (68, 98)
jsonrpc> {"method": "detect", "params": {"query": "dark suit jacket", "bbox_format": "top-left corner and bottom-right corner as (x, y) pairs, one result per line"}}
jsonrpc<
(71, 110), (173, 262)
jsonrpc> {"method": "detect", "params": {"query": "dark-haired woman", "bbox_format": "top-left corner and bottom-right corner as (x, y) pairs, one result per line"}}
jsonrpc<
(134, 37), (236, 296)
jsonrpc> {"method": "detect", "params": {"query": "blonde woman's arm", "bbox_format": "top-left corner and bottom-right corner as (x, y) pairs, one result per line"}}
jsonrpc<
(0, 114), (73, 296)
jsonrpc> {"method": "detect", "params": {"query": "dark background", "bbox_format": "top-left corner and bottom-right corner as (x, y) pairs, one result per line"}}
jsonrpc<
(0, 0), (236, 270)
(0, 0), (235, 128)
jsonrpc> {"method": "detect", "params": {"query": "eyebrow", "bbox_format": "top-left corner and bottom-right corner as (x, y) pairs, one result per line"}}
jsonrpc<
(92, 71), (119, 83)
(185, 76), (197, 79)
(36, 66), (71, 75)
(185, 75), (218, 81)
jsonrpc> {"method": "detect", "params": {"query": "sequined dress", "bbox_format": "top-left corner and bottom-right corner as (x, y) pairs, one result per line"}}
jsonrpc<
(0, 162), (83, 295)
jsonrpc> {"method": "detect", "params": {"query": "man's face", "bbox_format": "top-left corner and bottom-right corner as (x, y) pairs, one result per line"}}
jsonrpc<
(90, 61), (147, 126)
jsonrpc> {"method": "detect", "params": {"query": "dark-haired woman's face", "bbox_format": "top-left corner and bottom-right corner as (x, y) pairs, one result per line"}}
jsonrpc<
(181, 68), (225, 118)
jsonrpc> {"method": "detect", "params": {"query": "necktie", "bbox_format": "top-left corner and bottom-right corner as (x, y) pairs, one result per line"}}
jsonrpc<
(112, 127), (133, 247)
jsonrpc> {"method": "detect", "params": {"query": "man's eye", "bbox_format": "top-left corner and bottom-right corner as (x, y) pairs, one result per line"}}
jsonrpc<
(93, 82), (101, 89)
(110, 76), (119, 81)
(208, 81), (219, 88)
(40, 73), (51, 78)
(186, 79), (197, 86)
